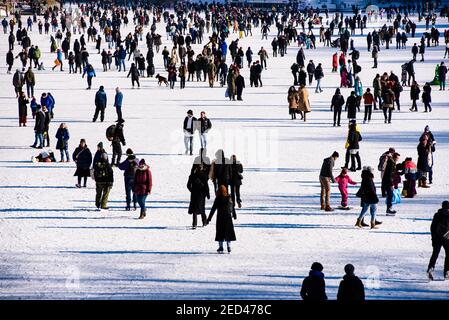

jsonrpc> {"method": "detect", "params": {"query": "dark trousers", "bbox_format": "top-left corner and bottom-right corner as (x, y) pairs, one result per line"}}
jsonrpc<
(308, 73), (313, 85)
(93, 106), (105, 122)
(192, 211), (207, 228)
(132, 78), (140, 87)
(428, 241), (449, 274)
(411, 99), (418, 111)
(350, 151), (361, 170)
(230, 184), (241, 205)
(344, 149), (350, 168)
(180, 76), (185, 89)
(111, 141), (122, 165)
(385, 186), (393, 208)
(69, 63), (75, 73)
(77, 176), (88, 186)
(333, 108), (341, 125)
(383, 107), (392, 123)
(116, 106), (123, 121)
(124, 177), (136, 208)
(364, 104), (372, 121)
(87, 75), (93, 88)
(424, 101), (432, 112)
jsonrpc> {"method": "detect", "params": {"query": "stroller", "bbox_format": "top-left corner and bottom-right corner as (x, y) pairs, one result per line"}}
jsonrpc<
(331, 38), (341, 48)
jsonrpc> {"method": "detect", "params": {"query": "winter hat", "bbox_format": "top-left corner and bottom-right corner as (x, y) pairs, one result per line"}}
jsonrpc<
(424, 125), (430, 132)
(97, 142), (103, 149)
(187, 109), (193, 115)
(139, 159), (146, 165)
(344, 264), (355, 275)
(363, 166), (373, 173)
(311, 262), (323, 272)
(442, 201), (449, 210)
(126, 148), (134, 156)
(99, 85), (104, 90)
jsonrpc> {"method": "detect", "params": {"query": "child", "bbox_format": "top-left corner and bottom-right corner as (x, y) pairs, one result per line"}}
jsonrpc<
(335, 168), (357, 208)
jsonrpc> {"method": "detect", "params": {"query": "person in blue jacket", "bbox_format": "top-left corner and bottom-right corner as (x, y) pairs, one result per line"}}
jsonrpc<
(41, 92), (56, 118)
(118, 45), (127, 72)
(118, 148), (139, 211)
(55, 123), (70, 162)
(82, 63), (96, 89)
(52, 49), (63, 71)
(114, 87), (123, 122)
(220, 40), (227, 57)
(93, 85), (107, 122)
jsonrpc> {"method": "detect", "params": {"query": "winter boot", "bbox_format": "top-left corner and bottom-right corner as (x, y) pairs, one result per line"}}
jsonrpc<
(386, 207), (397, 215)
(320, 204), (325, 210)
(217, 247), (224, 254)
(325, 206), (334, 212)
(418, 179), (422, 188)
(370, 220), (379, 229)
(421, 179), (430, 188)
(227, 245), (231, 253)
(361, 219), (369, 227)
(355, 218), (363, 228)
(427, 268), (434, 281)
(138, 210), (146, 219)
(375, 220), (382, 225)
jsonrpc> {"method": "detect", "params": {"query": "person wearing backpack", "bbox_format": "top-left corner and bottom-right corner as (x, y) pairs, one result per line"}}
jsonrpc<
(187, 165), (210, 229)
(427, 201), (449, 281)
(111, 119), (126, 166)
(93, 152), (114, 210)
(119, 148), (139, 211)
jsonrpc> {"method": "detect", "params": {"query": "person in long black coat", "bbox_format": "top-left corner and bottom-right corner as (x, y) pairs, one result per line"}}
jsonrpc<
(72, 139), (93, 188)
(356, 167), (381, 228)
(235, 72), (245, 101)
(337, 264), (365, 301)
(211, 149), (232, 192)
(31, 105), (45, 148)
(230, 155), (243, 208)
(18, 91), (29, 127)
(298, 67), (307, 86)
(417, 136), (433, 188)
(187, 167), (210, 229)
(300, 262), (327, 301)
(43, 106), (51, 147)
(345, 91), (360, 121)
(207, 185), (237, 253)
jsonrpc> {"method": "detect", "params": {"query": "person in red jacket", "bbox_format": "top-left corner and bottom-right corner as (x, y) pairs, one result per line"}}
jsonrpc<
(332, 52), (338, 72)
(134, 159), (152, 219)
(362, 88), (375, 123)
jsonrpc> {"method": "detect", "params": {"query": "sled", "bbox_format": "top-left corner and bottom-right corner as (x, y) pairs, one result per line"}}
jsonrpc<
(337, 206), (351, 210)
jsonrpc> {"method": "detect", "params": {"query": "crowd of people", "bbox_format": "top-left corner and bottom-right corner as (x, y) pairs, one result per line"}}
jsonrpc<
(3, 0), (449, 292)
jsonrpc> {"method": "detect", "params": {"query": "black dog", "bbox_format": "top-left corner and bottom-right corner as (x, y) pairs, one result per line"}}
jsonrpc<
(155, 74), (168, 86)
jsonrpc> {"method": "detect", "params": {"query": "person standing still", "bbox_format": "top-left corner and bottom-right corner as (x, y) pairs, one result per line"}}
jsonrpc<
(319, 151), (339, 211)
(114, 87), (123, 122)
(183, 110), (196, 155)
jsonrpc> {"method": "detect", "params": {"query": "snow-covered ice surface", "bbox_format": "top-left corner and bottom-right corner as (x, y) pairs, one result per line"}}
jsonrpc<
(0, 8), (449, 299)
